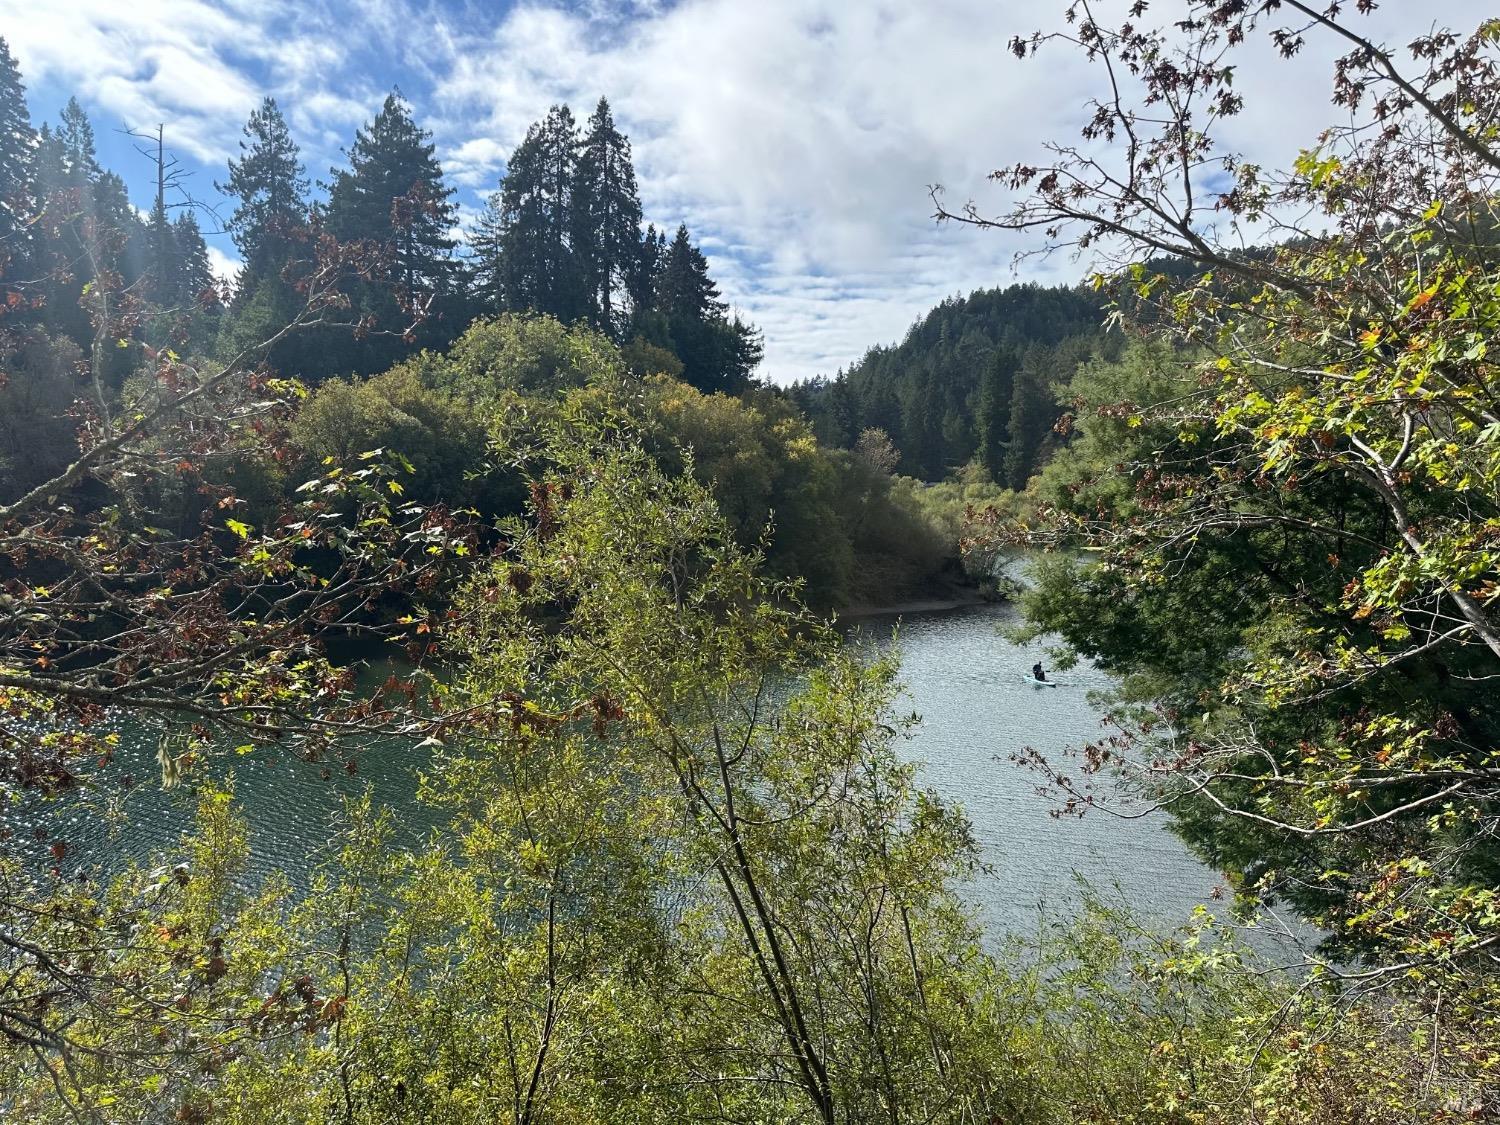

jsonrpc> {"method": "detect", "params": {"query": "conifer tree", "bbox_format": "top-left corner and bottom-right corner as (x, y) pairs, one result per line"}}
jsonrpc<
(492, 104), (583, 321)
(0, 37), (35, 286)
(899, 368), (945, 478)
(469, 190), (505, 310)
(170, 210), (215, 305)
(218, 97), (307, 289)
(655, 223), (724, 320)
(316, 91), (456, 375)
(976, 344), (1017, 483)
(34, 100), (142, 355)
(325, 91), (456, 306)
(648, 224), (761, 394)
(624, 222), (665, 321)
(140, 210), (219, 351)
(57, 97), (100, 182)
(1002, 346), (1053, 490)
(573, 97), (643, 335)
(53, 97), (136, 246)
(821, 377), (858, 447)
(142, 194), (174, 304)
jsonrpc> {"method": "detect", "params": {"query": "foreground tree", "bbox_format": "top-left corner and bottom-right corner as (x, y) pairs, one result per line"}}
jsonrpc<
(0, 115), (477, 1070)
(5, 394), (1485, 1123)
(956, 2), (1500, 1018)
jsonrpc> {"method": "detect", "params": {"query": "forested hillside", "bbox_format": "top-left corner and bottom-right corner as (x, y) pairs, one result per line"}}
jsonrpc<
(0, 61), (962, 608)
(790, 283), (1110, 483)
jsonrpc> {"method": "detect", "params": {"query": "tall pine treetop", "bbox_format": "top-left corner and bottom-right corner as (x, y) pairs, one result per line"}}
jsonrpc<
(325, 91), (456, 299)
(489, 103), (584, 322)
(574, 96), (643, 334)
(58, 97), (99, 182)
(170, 210), (217, 305)
(656, 224), (724, 320)
(0, 36), (35, 255)
(326, 92), (455, 246)
(219, 96), (307, 278)
(624, 222), (666, 317)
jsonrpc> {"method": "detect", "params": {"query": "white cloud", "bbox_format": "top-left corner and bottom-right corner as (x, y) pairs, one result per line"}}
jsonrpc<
(443, 137), (511, 189)
(0, 0), (385, 167)
(421, 0), (1100, 381)
(205, 244), (242, 286)
(418, 0), (1478, 382)
(4, 0), (1480, 383)
(0, 1), (272, 160)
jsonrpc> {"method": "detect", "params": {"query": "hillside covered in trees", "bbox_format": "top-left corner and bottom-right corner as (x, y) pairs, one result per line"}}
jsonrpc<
(790, 283), (1110, 484)
(0, 38), (1113, 606)
(0, 54), (973, 609)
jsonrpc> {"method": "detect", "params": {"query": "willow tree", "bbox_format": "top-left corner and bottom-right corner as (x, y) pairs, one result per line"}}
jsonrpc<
(410, 417), (996, 1123)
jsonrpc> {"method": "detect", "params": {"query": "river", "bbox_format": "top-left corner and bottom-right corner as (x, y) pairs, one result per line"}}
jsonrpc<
(848, 602), (1222, 940)
(32, 603), (1225, 943)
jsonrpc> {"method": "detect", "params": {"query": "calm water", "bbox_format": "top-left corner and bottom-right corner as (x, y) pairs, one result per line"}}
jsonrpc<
(29, 603), (1225, 942)
(848, 602), (1222, 939)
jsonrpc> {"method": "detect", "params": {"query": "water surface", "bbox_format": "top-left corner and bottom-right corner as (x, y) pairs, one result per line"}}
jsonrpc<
(32, 604), (1225, 943)
(848, 602), (1222, 939)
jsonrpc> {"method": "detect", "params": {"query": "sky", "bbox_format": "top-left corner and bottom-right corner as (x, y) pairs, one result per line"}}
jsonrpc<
(0, 0), (1475, 383)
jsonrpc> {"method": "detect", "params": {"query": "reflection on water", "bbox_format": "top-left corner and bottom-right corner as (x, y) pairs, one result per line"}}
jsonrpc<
(32, 604), (1225, 944)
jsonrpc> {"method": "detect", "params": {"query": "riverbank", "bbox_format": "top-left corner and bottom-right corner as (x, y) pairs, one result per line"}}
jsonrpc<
(836, 567), (998, 619)
(836, 592), (990, 618)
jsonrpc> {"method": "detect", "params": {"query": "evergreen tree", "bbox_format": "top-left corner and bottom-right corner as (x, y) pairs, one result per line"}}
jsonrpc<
(623, 222), (665, 321)
(799, 375), (858, 448)
(218, 97), (307, 288)
(899, 368), (946, 478)
(469, 190), (505, 310)
(655, 223), (723, 320)
(644, 225), (761, 394)
(325, 91), (456, 306)
(811, 283), (1102, 476)
(142, 195), (174, 306)
(139, 210), (219, 353)
(34, 100), (142, 356)
(215, 270), (301, 365)
(0, 37), (35, 288)
(170, 211), (215, 305)
(493, 104), (583, 321)
(860, 379), (902, 448)
(318, 91), (457, 375)
(976, 344), (1017, 482)
(828, 378), (859, 446)
(57, 97), (100, 182)
(573, 97), (643, 335)
(1002, 346), (1054, 490)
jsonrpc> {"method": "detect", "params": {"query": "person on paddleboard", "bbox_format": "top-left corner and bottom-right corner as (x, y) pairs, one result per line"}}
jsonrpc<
(1031, 661), (1047, 682)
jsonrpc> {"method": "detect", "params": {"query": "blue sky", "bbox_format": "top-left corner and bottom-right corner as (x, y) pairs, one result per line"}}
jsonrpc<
(0, 0), (1471, 382)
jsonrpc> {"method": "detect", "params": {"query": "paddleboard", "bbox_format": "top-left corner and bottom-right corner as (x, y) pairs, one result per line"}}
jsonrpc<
(1022, 675), (1060, 687)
